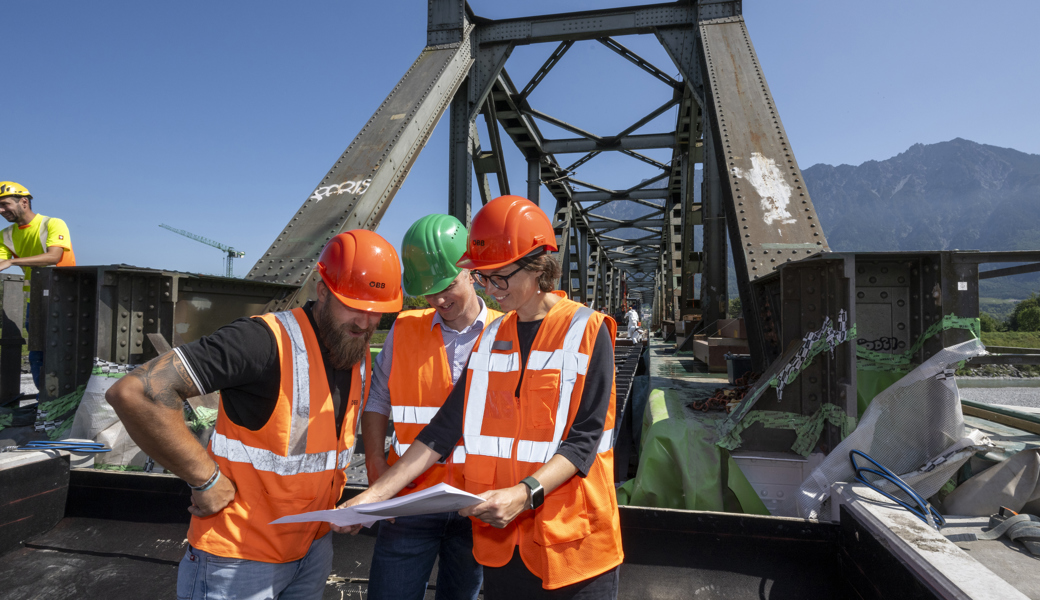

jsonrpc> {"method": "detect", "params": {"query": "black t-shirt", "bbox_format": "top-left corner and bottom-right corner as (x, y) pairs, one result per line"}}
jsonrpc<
(176, 302), (353, 433)
(415, 319), (614, 477)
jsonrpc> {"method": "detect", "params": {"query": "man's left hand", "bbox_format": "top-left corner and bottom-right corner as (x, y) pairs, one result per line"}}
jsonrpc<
(0, 259), (12, 272)
(459, 484), (528, 528)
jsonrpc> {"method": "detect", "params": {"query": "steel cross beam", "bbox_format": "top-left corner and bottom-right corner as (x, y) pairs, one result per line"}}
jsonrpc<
(477, 3), (704, 46)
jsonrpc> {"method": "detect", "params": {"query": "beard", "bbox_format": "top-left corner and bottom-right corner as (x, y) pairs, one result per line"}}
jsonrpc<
(315, 302), (376, 371)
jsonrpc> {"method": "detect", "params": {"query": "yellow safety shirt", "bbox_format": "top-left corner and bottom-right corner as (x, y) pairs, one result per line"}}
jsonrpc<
(0, 214), (76, 290)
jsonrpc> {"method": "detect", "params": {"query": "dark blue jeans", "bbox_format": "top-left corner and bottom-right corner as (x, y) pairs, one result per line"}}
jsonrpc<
(177, 533), (333, 600)
(368, 511), (482, 600)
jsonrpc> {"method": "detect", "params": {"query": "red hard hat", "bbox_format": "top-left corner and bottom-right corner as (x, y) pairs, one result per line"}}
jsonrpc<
(317, 230), (403, 312)
(455, 195), (558, 271)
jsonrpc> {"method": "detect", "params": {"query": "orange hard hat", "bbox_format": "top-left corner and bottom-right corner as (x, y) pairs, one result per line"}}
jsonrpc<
(456, 195), (557, 271)
(317, 230), (403, 312)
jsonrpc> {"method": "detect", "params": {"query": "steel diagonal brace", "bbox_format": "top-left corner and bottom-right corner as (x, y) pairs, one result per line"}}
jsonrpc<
(247, 26), (475, 309)
(519, 41), (574, 101)
(596, 37), (681, 89)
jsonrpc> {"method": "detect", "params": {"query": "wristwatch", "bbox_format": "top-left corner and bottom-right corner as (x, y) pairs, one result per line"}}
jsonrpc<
(521, 476), (544, 510)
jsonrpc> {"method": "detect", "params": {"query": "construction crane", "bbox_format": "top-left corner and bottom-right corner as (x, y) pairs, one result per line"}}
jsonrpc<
(159, 224), (245, 278)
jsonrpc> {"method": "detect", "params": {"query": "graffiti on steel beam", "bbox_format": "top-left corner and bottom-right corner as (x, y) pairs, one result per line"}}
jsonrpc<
(857, 337), (905, 352)
(732, 152), (795, 227)
(309, 178), (373, 202)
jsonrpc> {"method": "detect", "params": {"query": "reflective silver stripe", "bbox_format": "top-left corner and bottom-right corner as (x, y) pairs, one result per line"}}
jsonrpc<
(463, 316), (507, 456)
(466, 308), (598, 465)
(338, 448), (354, 469)
(598, 428), (615, 454)
(463, 433), (513, 458)
(2, 226), (13, 254)
(211, 431), (338, 475)
(516, 439), (556, 463)
(392, 405), (440, 425)
(273, 311), (311, 456)
(391, 434), (467, 463)
(545, 307), (594, 461)
(527, 349), (590, 376)
(38, 216), (49, 252)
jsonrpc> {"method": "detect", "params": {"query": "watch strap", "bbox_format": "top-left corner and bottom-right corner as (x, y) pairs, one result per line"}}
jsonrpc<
(521, 476), (544, 509)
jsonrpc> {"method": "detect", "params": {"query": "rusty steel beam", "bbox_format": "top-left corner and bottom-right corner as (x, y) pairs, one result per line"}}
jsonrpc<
(246, 28), (475, 309)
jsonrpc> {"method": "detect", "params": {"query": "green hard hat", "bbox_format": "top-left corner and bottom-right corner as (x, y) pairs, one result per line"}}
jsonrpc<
(401, 214), (469, 296)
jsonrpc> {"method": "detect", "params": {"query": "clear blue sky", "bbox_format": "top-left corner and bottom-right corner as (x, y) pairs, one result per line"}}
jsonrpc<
(4, 1), (1038, 277)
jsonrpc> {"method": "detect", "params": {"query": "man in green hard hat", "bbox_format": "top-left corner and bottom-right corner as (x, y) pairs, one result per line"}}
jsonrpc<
(361, 214), (501, 600)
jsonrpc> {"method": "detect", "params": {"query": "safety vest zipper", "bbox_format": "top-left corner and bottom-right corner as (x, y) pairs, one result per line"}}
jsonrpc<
(512, 390), (522, 546)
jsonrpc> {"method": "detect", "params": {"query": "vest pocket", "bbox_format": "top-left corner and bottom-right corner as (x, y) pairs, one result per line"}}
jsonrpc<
(532, 478), (591, 546)
(463, 457), (496, 527)
(261, 485), (319, 515)
(523, 372), (560, 430)
(463, 456), (495, 487)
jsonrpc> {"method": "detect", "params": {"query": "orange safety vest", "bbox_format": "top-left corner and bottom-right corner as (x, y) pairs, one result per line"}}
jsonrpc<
(386, 307), (501, 495)
(461, 294), (623, 589)
(186, 307), (370, 563)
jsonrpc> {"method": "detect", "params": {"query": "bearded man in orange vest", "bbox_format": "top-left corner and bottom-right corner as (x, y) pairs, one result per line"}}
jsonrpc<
(108, 230), (402, 600)
(361, 214), (501, 600)
(339, 197), (624, 600)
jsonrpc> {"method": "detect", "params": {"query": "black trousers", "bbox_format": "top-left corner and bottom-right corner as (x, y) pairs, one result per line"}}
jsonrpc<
(483, 547), (620, 600)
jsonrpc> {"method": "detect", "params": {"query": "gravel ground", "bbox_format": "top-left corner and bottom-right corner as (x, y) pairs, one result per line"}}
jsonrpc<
(961, 386), (1040, 409)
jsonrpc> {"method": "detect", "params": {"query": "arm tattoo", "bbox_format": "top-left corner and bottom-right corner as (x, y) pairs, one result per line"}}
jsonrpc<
(126, 352), (201, 410)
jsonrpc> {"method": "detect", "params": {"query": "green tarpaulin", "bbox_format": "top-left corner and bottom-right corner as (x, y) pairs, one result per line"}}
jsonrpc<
(617, 388), (769, 515)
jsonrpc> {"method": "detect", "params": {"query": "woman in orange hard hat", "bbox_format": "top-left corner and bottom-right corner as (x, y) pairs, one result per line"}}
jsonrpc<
(339, 196), (623, 599)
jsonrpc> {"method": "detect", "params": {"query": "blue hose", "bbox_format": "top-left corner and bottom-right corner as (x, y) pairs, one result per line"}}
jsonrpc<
(850, 449), (945, 529)
(12, 440), (111, 454)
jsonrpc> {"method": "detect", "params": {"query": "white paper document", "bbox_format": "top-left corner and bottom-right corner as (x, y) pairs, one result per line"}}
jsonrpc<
(270, 483), (485, 528)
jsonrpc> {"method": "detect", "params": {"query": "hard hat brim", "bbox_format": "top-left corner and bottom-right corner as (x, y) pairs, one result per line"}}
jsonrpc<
(455, 242), (557, 272)
(321, 271), (403, 313)
(403, 272), (456, 297)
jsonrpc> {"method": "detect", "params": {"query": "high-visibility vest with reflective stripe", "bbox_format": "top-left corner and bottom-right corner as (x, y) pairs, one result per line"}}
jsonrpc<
(386, 307), (502, 495)
(2, 216), (76, 291)
(186, 307), (370, 563)
(461, 294), (623, 589)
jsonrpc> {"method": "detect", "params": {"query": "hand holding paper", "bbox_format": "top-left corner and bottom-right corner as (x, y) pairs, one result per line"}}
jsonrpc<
(270, 483), (484, 528)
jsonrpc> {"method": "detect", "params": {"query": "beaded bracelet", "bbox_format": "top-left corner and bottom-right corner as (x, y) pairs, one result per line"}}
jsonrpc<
(188, 463), (221, 492)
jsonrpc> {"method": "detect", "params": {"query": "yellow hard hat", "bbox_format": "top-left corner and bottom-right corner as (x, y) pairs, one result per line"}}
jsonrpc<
(0, 182), (31, 198)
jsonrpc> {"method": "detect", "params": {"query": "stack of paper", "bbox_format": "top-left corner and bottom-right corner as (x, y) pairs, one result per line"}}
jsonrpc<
(270, 483), (485, 528)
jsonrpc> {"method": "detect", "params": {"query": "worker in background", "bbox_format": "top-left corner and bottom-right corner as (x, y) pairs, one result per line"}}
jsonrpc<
(340, 196), (624, 600)
(362, 214), (501, 600)
(0, 182), (76, 390)
(107, 230), (402, 600)
(625, 305), (642, 343)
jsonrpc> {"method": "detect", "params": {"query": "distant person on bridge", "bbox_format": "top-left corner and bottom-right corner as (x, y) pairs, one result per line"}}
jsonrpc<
(0, 181), (76, 391)
(362, 214), (501, 600)
(625, 306), (641, 343)
(108, 230), (402, 600)
(340, 195), (624, 600)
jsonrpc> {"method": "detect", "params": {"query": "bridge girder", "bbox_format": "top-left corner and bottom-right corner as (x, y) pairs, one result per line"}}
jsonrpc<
(247, 0), (827, 369)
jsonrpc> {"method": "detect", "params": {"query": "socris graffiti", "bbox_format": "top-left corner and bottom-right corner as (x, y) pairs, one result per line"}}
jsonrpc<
(310, 178), (372, 202)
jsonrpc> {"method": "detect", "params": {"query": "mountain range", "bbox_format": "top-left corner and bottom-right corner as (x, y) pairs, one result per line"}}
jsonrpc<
(580, 138), (1040, 304)
(805, 138), (1040, 300)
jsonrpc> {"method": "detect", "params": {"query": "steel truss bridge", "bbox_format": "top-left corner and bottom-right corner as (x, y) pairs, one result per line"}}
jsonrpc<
(246, 0), (823, 341)
(9, 0), (1040, 450)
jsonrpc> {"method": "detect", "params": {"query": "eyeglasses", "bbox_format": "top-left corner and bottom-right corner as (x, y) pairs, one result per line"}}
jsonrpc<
(473, 266), (526, 291)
